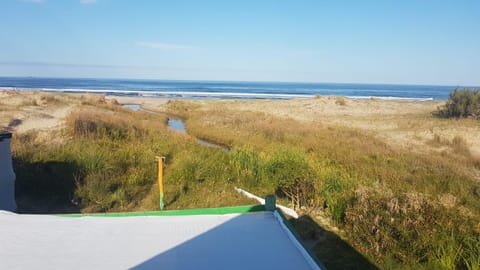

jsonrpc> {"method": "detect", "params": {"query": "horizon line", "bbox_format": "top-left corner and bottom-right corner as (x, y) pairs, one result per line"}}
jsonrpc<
(0, 75), (477, 89)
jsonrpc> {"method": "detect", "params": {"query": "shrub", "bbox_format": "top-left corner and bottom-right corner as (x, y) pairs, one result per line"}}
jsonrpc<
(263, 146), (316, 209)
(335, 97), (346, 106)
(435, 88), (480, 119)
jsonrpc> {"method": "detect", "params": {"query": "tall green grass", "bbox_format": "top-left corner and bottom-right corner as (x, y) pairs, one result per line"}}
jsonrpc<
(166, 100), (480, 269)
(10, 97), (480, 269)
(13, 106), (254, 213)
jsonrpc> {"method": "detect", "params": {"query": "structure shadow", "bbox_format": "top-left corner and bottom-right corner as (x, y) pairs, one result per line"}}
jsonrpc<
(291, 215), (378, 270)
(131, 212), (321, 270)
(14, 158), (80, 214)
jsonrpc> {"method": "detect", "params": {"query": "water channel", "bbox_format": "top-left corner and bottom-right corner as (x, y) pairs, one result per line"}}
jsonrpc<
(166, 119), (226, 149)
(123, 104), (227, 150)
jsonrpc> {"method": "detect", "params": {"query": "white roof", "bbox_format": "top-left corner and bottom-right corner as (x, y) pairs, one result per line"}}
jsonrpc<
(0, 210), (321, 270)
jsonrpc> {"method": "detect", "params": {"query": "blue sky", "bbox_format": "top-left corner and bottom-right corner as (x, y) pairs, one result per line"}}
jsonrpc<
(0, 0), (479, 85)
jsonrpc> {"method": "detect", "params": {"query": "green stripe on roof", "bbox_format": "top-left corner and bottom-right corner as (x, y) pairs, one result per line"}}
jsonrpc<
(58, 204), (265, 218)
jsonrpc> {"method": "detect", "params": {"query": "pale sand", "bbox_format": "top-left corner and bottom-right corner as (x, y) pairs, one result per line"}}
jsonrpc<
(108, 96), (169, 109)
(2, 91), (479, 158)
(0, 92), (168, 134)
(155, 96), (480, 157)
(0, 91), (76, 134)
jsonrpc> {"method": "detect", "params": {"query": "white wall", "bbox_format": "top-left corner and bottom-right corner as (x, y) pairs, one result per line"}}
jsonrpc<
(0, 133), (16, 212)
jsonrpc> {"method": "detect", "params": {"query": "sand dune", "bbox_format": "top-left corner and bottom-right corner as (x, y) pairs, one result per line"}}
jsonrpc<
(2, 91), (479, 159)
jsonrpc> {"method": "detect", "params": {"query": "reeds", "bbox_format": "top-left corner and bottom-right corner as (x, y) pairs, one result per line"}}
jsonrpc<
(166, 99), (480, 269)
(13, 105), (254, 213)
(9, 95), (480, 268)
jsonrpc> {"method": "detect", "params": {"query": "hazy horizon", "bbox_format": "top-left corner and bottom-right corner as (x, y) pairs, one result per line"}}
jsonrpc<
(1, 0), (479, 86)
(2, 75), (479, 88)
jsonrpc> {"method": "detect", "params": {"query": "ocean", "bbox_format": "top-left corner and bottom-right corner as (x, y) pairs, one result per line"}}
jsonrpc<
(0, 77), (468, 101)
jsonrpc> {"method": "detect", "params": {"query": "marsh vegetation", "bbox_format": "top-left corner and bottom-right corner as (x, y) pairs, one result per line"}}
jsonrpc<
(164, 99), (480, 269)
(6, 91), (480, 269)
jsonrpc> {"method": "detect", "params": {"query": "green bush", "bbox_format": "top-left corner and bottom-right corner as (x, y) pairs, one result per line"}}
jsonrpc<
(435, 88), (480, 118)
(262, 146), (316, 209)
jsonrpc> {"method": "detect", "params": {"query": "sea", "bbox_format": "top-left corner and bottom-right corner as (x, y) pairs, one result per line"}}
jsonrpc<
(0, 77), (471, 101)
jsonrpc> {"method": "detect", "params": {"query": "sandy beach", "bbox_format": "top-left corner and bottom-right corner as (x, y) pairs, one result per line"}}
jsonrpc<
(2, 91), (479, 159)
(181, 97), (480, 157)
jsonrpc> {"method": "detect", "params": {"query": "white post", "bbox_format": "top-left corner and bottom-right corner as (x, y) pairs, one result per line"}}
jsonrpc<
(0, 132), (16, 212)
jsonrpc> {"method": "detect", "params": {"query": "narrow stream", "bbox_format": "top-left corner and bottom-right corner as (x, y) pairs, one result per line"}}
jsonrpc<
(123, 104), (227, 150)
(167, 119), (186, 133)
(122, 104), (141, 110)
(167, 119), (227, 150)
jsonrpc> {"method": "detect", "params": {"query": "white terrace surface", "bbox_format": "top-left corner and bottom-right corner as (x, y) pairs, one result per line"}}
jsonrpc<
(0, 211), (320, 270)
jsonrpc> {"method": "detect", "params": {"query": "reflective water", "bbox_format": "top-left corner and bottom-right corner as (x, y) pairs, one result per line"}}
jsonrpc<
(167, 119), (186, 133)
(122, 104), (226, 150)
(167, 118), (226, 150)
(122, 104), (141, 110)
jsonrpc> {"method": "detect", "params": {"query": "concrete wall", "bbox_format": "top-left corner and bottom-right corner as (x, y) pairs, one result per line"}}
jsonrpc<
(0, 132), (16, 211)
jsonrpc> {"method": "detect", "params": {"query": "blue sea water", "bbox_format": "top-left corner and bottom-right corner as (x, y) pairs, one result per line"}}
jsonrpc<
(0, 77), (470, 101)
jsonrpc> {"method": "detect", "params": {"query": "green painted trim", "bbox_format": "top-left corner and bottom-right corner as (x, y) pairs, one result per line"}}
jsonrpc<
(58, 204), (265, 218)
(276, 209), (327, 270)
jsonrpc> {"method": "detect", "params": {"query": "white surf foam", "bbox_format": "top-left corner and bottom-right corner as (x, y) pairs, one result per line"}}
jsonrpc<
(0, 87), (435, 101)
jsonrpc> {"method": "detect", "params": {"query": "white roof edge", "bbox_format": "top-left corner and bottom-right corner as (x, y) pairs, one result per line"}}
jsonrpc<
(274, 210), (324, 270)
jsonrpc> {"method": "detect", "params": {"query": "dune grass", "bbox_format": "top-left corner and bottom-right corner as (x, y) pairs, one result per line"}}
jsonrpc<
(10, 96), (480, 269)
(165, 99), (480, 269)
(12, 103), (254, 213)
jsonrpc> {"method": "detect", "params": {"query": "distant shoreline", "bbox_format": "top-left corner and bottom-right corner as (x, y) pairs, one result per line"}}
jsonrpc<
(0, 87), (439, 102)
(0, 77), (460, 101)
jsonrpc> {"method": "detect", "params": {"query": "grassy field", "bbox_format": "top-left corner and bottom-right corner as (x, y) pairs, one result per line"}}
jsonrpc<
(4, 92), (480, 269)
(163, 99), (480, 269)
(10, 94), (254, 214)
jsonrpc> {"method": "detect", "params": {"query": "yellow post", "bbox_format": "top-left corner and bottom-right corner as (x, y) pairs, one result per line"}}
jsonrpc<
(156, 156), (165, 210)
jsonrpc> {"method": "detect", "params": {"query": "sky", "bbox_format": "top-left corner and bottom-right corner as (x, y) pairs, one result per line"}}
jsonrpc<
(0, 0), (479, 85)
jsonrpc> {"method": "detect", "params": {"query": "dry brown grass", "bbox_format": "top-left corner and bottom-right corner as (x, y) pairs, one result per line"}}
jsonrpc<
(163, 98), (480, 158)
(163, 99), (480, 269)
(164, 100), (480, 209)
(11, 96), (255, 214)
(4, 91), (480, 268)
(335, 96), (346, 106)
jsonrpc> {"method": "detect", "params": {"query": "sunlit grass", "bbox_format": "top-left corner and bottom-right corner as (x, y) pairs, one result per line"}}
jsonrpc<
(12, 104), (254, 213)
(9, 96), (480, 269)
(165, 99), (480, 269)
